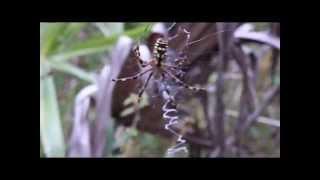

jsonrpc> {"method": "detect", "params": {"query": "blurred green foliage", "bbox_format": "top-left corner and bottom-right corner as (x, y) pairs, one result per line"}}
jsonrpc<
(112, 126), (171, 157)
(40, 23), (153, 157)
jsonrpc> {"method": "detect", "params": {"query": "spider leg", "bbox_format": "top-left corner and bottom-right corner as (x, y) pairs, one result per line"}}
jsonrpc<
(112, 68), (152, 82)
(179, 28), (191, 54)
(161, 72), (166, 81)
(168, 26), (191, 66)
(168, 26), (182, 41)
(167, 26), (191, 49)
(137, 72), (153, 103)
(133, 45), (148, 68)
(167, 22), (177, 33)
(162, 69), (206, 91)
(162, 64), (185, 79)
(162, 63), (181, 70)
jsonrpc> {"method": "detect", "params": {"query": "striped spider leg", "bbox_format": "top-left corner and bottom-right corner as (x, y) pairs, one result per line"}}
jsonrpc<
(161, 67), (206, 91)
(112, 23), (211, 104)
(161, 24), (233, 92)
(137, 72), (153, 102)
(112, 43), (155, 102)
(111, 68), (152, 82)
(162, 25), (207, 91)
(167, 26), (191, 66)
(133, 45), (149, 68)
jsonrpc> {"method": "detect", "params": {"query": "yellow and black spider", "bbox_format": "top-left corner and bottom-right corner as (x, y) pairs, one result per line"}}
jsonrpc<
(112, 23), (208, 102)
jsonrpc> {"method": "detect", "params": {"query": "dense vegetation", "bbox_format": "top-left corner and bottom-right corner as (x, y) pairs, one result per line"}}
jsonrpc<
(40, 22), (280, 157)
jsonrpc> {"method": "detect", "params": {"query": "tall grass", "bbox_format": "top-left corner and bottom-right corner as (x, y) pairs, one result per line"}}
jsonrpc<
(40, 22), (152, 157)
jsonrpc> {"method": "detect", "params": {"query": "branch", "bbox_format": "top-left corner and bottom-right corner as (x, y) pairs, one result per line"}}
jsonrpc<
(68, 84), (97, 157)
(209, 22), (235, 156)
(243, 85), (280, 132)
(234, 23), (280, 50)
(270, 23), (280, 84)
(231, 41), (258, 112)
(184, 135), (214, 149)
(92, 36), (133, 157)
(231, 30), (260, 156)
(225, 109), (280, 127)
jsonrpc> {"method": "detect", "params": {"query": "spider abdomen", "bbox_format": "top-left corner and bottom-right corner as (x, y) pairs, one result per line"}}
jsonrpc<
(153, 38), (168, 65)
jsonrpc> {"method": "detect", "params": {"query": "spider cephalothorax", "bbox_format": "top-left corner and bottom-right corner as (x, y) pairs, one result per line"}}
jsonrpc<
(112, 25), (206, 102)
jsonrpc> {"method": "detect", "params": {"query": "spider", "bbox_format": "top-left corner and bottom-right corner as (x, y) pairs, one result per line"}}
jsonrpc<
(111, 23), (211, 102)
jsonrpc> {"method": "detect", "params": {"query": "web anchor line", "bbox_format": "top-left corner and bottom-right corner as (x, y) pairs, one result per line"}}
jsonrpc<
(162, 91), (188, 156)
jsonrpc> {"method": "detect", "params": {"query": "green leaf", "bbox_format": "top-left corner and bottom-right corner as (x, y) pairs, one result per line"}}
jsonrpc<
(104, 119), (115, 157)
(40, 60), (51, 78)
(120, 107), (136, 118)
(41, 23), (68, 57)
(120, 94), (149, 117)
(49, 44), (110, 63)
(47, 61), (94, 83)
(95, 23), (124, 37)
(56, 23), (89, 52)
(273, 75), (280, 85)
(69, 34), (114, 50)
(40, 23), (48, 46)
(125, 23), (153, 40)
(63, 23), (88, 39)
(50, 24), (152, 63)
(40, 143), (44, 157)
(40, 76), (66, 157)
(127, 127), (138, 137)
(49, 34), (114, 63)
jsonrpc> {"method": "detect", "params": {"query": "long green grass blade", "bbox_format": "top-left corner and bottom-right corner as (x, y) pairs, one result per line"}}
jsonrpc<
(40, 77), (66, 157)
(47, 61), (94, 83)
(50, 24), (152, 62)
(41, 23), (68, 57)
(49, 43), (110, 63)
(63, 23), (88, 39)
(95, 23), (124, 37)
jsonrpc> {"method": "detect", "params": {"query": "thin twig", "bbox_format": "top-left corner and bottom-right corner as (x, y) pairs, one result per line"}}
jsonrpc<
(231, 43), (259, 111)
(270, 23), (280, 84)
(184, 135), (214, 148)
(243, 85), (280, 132)
(226, 109), (280, 127)
(231, 28), (259, 156)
